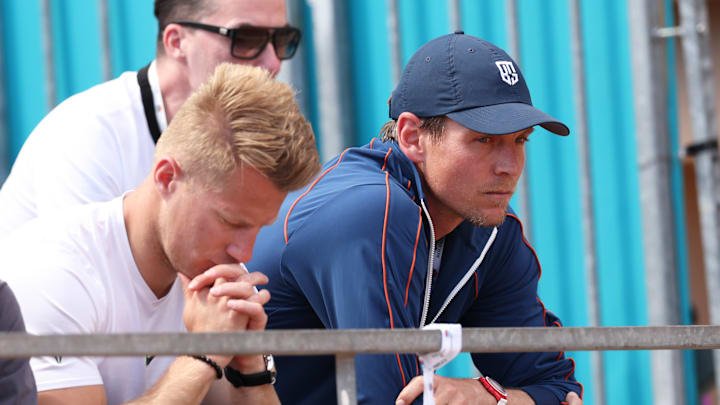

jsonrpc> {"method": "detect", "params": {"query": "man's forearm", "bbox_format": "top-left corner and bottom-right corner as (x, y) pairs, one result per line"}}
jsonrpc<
(507, 388), (535, 404)
(126, 356), (220, 405)
(225, 384), (280, 405)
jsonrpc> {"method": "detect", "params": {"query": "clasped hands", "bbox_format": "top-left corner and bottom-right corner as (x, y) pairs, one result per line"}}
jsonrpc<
(179, 263), (270, 371)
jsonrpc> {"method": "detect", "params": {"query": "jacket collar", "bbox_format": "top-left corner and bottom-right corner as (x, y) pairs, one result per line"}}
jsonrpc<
(367, 138), (427, 202)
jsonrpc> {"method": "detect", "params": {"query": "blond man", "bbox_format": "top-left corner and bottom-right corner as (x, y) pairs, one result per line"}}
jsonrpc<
(0, 63), (320, 405)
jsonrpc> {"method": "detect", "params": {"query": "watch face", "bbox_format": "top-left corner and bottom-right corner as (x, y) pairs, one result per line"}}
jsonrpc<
(486, 377), (506, 395)
(265, 354), (277, 377)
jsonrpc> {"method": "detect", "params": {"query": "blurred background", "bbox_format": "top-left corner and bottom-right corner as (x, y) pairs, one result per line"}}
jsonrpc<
(1, 0), (719, 404)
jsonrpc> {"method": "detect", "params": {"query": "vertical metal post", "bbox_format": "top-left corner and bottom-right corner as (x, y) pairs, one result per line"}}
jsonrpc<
(627, 1), (686, 404)
(568, 1), (605, 404)
(505, 0), (533, 241)
(505, 0), (520, 62)
(98, 0), (112, 82)
(448, 0), (461, 32)
(676, 0), (720, 401)
(387, 0), (402, 87)
(307, 0), (354, 160)
(41, 0), (56, 109)
(335, 354), (358, 405)
(277, 0), (310, 115)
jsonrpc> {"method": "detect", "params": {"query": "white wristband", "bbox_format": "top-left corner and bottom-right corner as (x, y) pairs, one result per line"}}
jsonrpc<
(418, 323), (462, 405)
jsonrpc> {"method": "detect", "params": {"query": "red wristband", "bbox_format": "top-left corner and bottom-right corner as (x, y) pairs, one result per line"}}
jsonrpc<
(477, 376), (508, 404)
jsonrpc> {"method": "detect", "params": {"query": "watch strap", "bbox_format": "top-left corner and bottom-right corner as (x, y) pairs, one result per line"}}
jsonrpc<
(478, 376), (508, 404)
(224, 365), (275, 387)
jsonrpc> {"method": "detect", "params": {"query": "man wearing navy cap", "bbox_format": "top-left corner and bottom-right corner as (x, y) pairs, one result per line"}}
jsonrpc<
(250, 32), (584, 404)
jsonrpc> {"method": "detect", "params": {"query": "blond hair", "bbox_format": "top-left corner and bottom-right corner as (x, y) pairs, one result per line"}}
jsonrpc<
(156, 63), (320, 191)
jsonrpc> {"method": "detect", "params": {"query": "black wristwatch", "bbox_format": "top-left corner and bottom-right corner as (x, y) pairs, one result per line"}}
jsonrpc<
(224, 354), (277, 387)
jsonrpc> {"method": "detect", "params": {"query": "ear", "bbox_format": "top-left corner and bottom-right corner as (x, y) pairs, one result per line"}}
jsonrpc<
(396, 112), (425, 164)
(162, 23), (186, 59)
(153, 157), (183, 197)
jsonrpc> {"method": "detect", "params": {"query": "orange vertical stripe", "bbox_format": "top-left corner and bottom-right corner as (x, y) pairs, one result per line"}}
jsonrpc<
(473, 272), (479, 300)
(381, 148), (392, 171)
(381, 171), (407, 386)
(506, 213), (543, 280)
(381, 171), (394, 328)
(284, 149), (349, 243)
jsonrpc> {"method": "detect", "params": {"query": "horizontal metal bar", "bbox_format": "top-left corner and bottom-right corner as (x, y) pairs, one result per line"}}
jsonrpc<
(654, 26), (684, 38)
(680, 138), (718, 158)
(654, 23), (709, 38)
(0, 326), (719, 358)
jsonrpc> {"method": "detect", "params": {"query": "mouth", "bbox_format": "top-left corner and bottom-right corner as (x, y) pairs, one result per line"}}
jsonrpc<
(484, 191), (514, 197)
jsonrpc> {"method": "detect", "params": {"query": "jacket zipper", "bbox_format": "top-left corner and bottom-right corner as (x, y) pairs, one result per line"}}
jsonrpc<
(428, 227), (498, 325)
(419, 199), (435, 327)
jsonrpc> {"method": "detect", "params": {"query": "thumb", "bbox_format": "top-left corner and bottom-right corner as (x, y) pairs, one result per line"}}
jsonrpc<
(565, 391), (582, 405)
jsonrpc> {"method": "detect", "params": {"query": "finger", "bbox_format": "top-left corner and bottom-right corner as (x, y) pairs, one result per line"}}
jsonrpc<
(565, 391), (582, 405)
(229, 300), (268, 331)
(210, 281), (257, 299)
(226, 288), (271, 306)
(227, 300), (265, 317)
(246, 289), (271, 306)
(225, 290), (270, 320)
(242, 271), (269, 286)
(210, 273), (269, 296)
(188, 264), (244, 290)
(246, 309), (268, 331)
(395, 375), (424, 405)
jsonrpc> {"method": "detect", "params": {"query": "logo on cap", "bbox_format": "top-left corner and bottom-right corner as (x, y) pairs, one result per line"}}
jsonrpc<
(495, 61), (518, 86)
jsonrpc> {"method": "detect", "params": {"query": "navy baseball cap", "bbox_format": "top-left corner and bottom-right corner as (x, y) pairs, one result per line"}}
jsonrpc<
(389, 31), (569, 136)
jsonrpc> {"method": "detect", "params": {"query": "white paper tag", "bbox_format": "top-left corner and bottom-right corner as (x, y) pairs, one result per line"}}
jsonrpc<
(418, 323), (462, 405)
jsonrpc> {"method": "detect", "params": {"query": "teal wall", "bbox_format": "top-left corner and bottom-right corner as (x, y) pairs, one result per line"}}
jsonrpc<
(0, 1), (698, 404)
(0, 0), (155, 161)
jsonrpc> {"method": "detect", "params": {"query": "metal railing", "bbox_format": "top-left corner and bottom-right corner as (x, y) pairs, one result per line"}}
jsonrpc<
(2, 325), (719, 404)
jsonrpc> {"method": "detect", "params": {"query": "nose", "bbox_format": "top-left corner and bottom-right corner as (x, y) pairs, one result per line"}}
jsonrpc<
(226, 228), (260, 263)
(254, 42), (282, 77)
(494, 142), (524, 177)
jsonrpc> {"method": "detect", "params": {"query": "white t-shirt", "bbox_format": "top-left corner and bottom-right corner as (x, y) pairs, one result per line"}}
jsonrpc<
(0, 62), (167, 237)
(0, 197), (185, 404)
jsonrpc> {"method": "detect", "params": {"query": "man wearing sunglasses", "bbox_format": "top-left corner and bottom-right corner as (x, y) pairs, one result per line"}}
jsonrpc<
(0, 0), (301, 236)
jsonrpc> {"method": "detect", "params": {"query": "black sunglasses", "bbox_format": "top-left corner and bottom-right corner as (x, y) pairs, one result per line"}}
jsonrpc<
(174, 21), (301, 60)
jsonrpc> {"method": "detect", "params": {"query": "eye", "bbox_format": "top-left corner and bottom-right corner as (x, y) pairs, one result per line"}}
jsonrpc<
(516, 136), (530, 144)
(476, 136), (491, 143)
(220, 215), (244, 228)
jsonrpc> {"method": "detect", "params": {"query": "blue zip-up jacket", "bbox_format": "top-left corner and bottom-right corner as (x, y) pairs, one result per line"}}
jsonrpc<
(250, 139), (583, 404)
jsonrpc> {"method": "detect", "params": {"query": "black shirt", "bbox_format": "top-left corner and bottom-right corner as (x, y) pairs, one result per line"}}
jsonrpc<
(0, 281), (37, 404)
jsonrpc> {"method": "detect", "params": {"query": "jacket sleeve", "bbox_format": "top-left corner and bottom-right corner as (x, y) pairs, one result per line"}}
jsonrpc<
(280, 185), (426, 404)
(461, 216), (583, 403)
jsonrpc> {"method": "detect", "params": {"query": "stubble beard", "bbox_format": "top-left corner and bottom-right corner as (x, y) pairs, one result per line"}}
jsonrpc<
(466, 206), (508, 227)
(461, 197), (509, 228)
